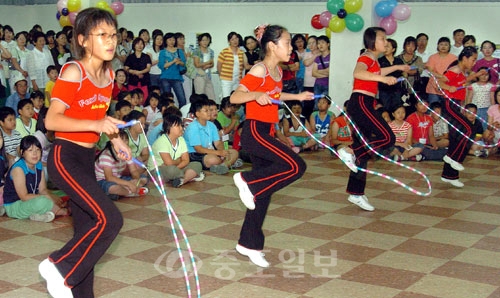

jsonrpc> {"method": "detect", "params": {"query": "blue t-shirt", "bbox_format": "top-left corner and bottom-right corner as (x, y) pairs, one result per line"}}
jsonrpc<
(184, 119), (220, 153)
(3, 159), (43, 204)
(158, 48), (186, 81)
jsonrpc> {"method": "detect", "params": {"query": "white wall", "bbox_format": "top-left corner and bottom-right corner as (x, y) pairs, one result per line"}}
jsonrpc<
(1, 1), (499, 110)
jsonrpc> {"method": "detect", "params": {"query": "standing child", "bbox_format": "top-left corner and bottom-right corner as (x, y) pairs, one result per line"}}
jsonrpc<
(0, 106), (22, 167)
(41, 8), (131, 298)
(15, 99), (37, 137)
(95, 131), (148, 200)
(230, 25), (314, 267)
(3, 136), (69, 222)
(466, 66), (495, 129)
(438, 46), (485, 188)
(309, 96), (334, 147)
(44, 65), (58, 108)
(388, 105), (423, 161)
(343, 27), (409, 211)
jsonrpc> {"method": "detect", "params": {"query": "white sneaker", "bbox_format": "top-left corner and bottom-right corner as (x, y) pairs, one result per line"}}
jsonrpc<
(29, 211), (55, 223)
(443, 155), (464, 171)
(39, 258), (74, 298)
(235, 244), (269, 268)
(441, 177), (464, 188)
(233, 173), (255, 210)
(348, 195), (375, 211)
(338, 147), (358, 173)
(192, 172), (205, 182)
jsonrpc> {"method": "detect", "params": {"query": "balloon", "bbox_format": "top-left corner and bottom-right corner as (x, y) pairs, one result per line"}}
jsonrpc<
(329, 16), (346, 33)
(344, 0), (363, 14)
(69, 12), (78, 25)
(61, 7), (69, 16)
(375, 1), (392, 18)
(345, 13), (364, 32)
(67, 0), (81, 12)
(392, 4), (411, 21)
(95, 0), (109, 9)
(387, 0), (398, 9)
(57, 0), (68, 13)
(311, 14), (323, 30)
(325, 28), (332, 39)
(59, 15), (71, 27)
(379, 16), (397, 35)
(327, 0), (345, 14)
(56, 11), (61, 20)
(337, 9), (347, 19)
(110, 1), (125, 15)
(104, 6), (116, 16)
(319, 11), (333, 28)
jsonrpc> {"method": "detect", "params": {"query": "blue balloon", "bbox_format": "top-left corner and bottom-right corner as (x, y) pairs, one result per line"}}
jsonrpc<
(56, 11), (61, 20)
(61, 7), (69, 16)
(375, 1), (392, 18)
(387, 0), (398, 9)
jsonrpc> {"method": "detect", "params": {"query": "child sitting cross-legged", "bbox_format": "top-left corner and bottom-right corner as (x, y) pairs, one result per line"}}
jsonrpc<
(184, 97), (239, 175)
(148, 113), (204, 188)
(95, 131), (148, 200)
(3, 136), (69, 222)
(282, 100), (318, 151)
(388, 105), (423, 161)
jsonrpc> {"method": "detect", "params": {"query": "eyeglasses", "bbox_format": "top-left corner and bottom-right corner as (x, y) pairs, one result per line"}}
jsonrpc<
(90, 32), (118, 42)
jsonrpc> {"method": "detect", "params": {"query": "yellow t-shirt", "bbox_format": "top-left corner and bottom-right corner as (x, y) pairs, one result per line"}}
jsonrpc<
(44, 80), (56, 107)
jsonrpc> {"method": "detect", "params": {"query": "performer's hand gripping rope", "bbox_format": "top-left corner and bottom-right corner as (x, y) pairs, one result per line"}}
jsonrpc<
(272, 91), (432, 197)
(118, 120), (201, 298)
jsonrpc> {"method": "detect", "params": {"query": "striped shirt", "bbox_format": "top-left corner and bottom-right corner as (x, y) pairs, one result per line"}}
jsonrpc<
(389, 121), (412, 143)
(217, 47), (244, 81)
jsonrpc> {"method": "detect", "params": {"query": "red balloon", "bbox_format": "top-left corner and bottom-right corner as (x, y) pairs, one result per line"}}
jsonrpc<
(311, 14), (323, 30)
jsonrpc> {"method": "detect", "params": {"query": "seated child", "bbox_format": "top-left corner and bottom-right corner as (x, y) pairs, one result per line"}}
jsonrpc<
(430, 102), (449, 148)
(30, 90), (45, 120)
(329, 100), (353, 152)
(388, 105), (423, 161)
(33, 108), (54, 182)
(95, 131), (148, 200)
(96, 96), (133, 151)
(3, 136), (69, 222)
(15, 99), (37, 138)
(147, 105), (182, 145)
(0, 107), (22, 167)
(184, 93), (208, 128)
(487, 88), (500, 149)
(217, 96), (239, 143)
(124, 110), (149, 167)
(148, 114), (204, 188)
(464, 103), (494, 157)
(44, 65), (58, 108)
(129, 88), (143, 112)
(209, 99), (223, 136)
(143, 92), (161, 128)
(184, 98), (239, 174)
(309, 96), (334, 147)
(282, 100), (318, 151)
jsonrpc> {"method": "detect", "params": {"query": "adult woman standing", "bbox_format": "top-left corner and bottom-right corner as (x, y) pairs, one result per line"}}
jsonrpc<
(192, 33), (216, 100)
(124, 37), (151, 102)
(302, 35), (319, 119)
(425, 37), (457, 105)
(9, 31), (30, 93)
(292, 34), (307, 93)
(217, 32), (244, 97)
(175, 32), (192, 101)
(147, 31), (164, 88)
(26, 31), (55, 93)
(377, 38), (404, 112)
(159, 32), (186, 108)
(243, 35), (260, 73)
(397, 36), (425, 113)
(50, 31), (71, 72)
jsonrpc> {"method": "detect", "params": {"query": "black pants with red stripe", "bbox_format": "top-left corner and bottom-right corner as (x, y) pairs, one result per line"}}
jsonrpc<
(346, 93), (395, 195)
(239, 120), (306, 250)
(47, 139), (123, 298)
(442, 99), (473, 180)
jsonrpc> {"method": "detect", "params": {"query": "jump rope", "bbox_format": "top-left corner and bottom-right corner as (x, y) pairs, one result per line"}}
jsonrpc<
(272, 88), (432, 197)
(116, 120), (201, 298)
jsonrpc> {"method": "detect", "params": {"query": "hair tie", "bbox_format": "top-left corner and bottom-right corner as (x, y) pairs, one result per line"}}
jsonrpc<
(254, 24), (268, 42)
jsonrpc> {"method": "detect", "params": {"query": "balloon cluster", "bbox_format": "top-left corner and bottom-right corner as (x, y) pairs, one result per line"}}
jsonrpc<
(56, 0), (125, 27)
(374, 0), (411, 35)
(311, 0), (364, 37)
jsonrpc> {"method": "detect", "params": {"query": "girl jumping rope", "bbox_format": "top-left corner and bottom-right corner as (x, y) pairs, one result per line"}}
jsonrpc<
(230, 25), (314, 268)
(342, 27), (409, 211)
(39, 8), (131, 298)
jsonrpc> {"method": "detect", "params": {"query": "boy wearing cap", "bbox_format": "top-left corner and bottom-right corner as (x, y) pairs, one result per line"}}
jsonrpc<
(5, 75), (29, 116)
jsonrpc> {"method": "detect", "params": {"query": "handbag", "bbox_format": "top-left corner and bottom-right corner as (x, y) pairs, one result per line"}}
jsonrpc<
(177, 49), (187, 75)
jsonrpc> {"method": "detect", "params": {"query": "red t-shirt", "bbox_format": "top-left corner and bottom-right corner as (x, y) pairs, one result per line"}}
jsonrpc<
(443, 69), (466, 100)
(282, 51), (299, 81)
(352, 54), (380, 94)
(51, 61), (114, 143)
(406, 112), (433, 143)
(239, 64), (282, 124)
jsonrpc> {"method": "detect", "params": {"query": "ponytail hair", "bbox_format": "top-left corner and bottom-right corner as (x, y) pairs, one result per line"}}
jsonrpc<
(259, 25), (287, 60)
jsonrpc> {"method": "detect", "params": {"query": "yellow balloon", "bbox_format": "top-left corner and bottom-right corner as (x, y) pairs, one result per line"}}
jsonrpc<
(59, 15), (72, 27)
(104, 6), (115, 16)
(67, 0), (81, 12)
(325, 28), (332, 39)
(345, 0), (363, 14)
(95, 0), (109, 9)
(329, 16), (346, 33)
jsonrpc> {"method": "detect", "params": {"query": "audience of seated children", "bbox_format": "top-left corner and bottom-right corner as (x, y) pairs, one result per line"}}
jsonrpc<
(329, 100), (353, 153)
(388, 105), (423, 161)
(309, 96), (334, 147)
(3, 136), (69, 222)
(464, 103), (494, 157)
(429, 102), (449, 148)
(95, 131), (148, 200)
(142, 92), (161, 128)
(406, 100), (447, 160)
(216, 96), (239, 143)
(5, 76), (29, 116)
(148, 114), (204, 188)
(30, 90), (45, 120)
(15, 99), (37, 138)
(123, 110), (149, 170)
(184, 98), (239, 175)
(33, 108), (54, 182)
(282, 100), (318, 151)
(0, 107), (22, 167)
(44, 65), (58, 108)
